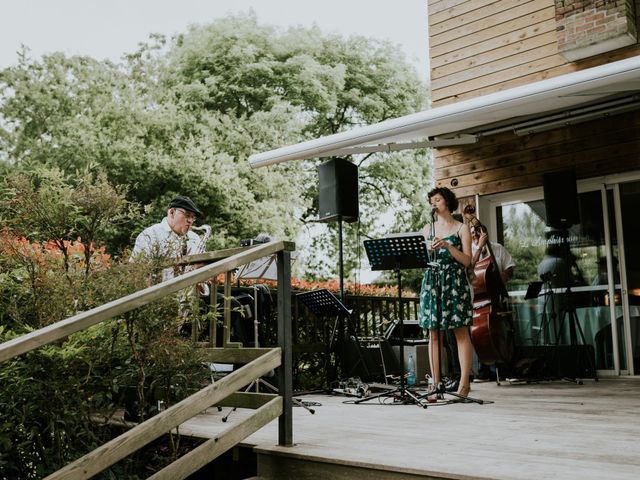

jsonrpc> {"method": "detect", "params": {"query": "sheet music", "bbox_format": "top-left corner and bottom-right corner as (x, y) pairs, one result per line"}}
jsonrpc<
(236, 252), (297, 281)
(384, 231), (424, 238)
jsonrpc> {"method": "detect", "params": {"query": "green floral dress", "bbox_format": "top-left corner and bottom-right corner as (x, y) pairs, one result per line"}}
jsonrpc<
(418, 233), (473, 331)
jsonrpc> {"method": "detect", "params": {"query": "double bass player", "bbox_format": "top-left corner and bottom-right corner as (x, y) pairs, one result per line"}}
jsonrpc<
(465, 205), (515, 381)
(471, 224), (515, 286)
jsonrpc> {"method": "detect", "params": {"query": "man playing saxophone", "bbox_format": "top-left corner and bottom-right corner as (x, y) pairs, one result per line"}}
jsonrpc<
(131, 195), (210, 292)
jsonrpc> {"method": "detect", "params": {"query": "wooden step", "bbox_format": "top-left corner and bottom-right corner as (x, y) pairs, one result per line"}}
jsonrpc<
(255, 450), (455, 480)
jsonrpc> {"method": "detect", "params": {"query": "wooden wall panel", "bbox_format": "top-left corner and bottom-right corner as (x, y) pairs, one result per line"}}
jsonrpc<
(430, 1), (549, 48)
(437, 114), (640, 169)
(432, 30), (557, 78)
(430, 0), (524, 37)
(433, 111), (640, 199)
(427, 0), (640, 203)
(427, 0), (640, 105)
(437, 49), (640, 105)
(431, 43), (561, 91)
(429, 0), (500, 22)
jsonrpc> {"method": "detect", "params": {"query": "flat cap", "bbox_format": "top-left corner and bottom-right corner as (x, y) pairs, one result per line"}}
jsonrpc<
(168, 195), (202, 215)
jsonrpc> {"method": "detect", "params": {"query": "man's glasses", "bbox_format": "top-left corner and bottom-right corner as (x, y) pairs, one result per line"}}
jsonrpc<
(176, 208), (196, 221)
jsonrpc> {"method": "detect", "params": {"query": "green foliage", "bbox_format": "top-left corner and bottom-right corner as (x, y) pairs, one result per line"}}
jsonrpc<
(0, 17), (431, 474)
(502, 204), (547, 290)
(1, 165), (136, 253)
(0, 172), (209, 478)
(0, 336), (98, 479)
(0, 14), (429, 278)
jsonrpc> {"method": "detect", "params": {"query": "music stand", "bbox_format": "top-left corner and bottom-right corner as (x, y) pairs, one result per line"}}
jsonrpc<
(297, 289), (359, 387)
(222, 252), (315, 421)
(354, 234), (431, 407)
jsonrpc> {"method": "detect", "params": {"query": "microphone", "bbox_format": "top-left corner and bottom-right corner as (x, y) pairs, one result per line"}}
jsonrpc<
(430, 206), (438, 218)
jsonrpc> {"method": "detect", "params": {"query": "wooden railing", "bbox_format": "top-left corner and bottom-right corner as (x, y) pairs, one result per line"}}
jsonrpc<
(344, 294), (420, 338)
(288, 292), (420, 346)
(0, 241), (295, 479)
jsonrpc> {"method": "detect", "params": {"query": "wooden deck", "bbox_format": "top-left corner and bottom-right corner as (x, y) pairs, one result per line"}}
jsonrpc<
(180, 377), (640, 479)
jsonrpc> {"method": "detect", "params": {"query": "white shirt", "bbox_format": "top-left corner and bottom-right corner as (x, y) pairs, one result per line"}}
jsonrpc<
(472, 241), (515, 274)
(131, 217), (205, 283)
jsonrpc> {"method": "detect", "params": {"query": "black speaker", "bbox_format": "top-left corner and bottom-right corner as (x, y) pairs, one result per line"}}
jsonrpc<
(318, 159), (359, 223)
(384, 319), (426, 345)
(543, 170), (579, 228)
(343, 338), (400, 382)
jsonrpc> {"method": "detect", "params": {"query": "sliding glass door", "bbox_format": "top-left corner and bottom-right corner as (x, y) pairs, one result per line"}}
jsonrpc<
(489, 178), (638, 375)
(616, 181), (640, 375)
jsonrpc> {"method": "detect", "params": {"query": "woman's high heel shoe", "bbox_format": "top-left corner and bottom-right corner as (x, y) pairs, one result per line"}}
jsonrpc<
(452, 385), (471, 403)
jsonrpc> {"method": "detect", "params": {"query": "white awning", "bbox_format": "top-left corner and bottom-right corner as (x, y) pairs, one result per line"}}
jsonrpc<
(248, 55), (640, 169)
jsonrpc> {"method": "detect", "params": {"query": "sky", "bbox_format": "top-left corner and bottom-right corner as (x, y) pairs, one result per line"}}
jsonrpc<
(0, 0), (429, 283)
(0, 0), (429, 80)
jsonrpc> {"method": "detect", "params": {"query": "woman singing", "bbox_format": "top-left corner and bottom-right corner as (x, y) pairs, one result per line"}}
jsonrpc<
(419, 187), (473, 400)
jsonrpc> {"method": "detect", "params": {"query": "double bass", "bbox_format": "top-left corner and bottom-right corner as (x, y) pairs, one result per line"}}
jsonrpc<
(463, 205), (515, 365)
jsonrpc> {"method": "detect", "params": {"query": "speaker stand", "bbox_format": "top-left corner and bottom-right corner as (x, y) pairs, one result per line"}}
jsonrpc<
(338, 216), (345, 303)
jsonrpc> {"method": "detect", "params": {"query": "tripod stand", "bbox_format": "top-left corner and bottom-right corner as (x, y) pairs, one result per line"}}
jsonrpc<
(554, 291), (598, 383)
(354, 234), (432, 408)
(222, 284), (315, 422)
(541, 225), (598, 385)
(525, 278), (557, 346)
(551, 229), (598, 383)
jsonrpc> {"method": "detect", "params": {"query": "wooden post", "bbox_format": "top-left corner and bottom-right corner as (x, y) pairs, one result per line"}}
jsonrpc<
(223, 271), (241, 348)
(209, 277), (218, 347)
(276, 250), (293, 446)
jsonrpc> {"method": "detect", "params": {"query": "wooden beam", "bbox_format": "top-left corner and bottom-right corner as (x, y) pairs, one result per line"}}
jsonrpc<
(177, 241), (296, 266)
(223, 270), (242, 348)
(45, 348), (281, 480)
(277, 250), (293, 447)
(199, 347), (276, 364)
(147, 396), (282, 480)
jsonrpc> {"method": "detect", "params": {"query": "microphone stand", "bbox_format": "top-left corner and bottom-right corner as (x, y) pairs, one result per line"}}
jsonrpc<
(427, 209), (446, 398)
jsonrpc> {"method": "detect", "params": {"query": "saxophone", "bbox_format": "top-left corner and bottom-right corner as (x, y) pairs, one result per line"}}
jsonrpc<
(191, 224), (212, 254)
(189, 225), (213, 296)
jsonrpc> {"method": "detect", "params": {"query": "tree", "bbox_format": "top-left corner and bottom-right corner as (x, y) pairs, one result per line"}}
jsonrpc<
(0, 14), (430, 280)
(159, 14), (429, 277)
(0, 168), (209, 478)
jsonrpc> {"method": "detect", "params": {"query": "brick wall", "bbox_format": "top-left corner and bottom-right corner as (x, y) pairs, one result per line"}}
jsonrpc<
(555, 0), (637, 60)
